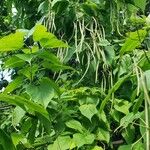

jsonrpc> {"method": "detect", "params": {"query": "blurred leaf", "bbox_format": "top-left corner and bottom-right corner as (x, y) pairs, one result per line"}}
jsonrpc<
(104, 46), (115, 65)
(38, 0), (49, 14)
(52, 0), (69, 15)
(82, 2), (99, 16)
(0, 129), (15, 150)
(92, 146), (104, 150)
(99, 39), (110, 46)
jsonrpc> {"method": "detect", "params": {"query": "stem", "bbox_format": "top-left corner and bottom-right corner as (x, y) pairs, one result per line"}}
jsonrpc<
(140, 69), (150, 150)
(145, 97), (150, 150)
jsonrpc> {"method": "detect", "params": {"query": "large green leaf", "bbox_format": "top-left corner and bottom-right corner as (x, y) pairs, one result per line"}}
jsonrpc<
(79, 104), (98, 121)
(33, 24), (68, 48)
(0, 31), (25, 51)
(120, 29), (147, 56)
(26, 78), (56, 107)
(0, 94), (49, 120)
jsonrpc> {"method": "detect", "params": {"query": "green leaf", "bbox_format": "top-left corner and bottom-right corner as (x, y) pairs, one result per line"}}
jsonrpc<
(48, 136), (75, 150)
(0, 31), (25, 51)
(65, 120), (84, 133)
(97, 128), (110, 143)
(132, 142), (145, 150)
(99, 39), (110, 46)
(0, 129), (15, 150)
(4, 56), (25, 68)
(120, 29), (147, 56)
(134, 0), (146, 12)
(79, 104), (98, 121)
(33, 24), (68, 48)
(4, 76), (23, 93)
(42, 61), (74, 72)
(38, 1), (49, 14)
(118, 145), (132, 150)
(133, 93), (144, 113)
(82, 2), (98, 16)
(0, 94), (49, 120)
(120, 112), (142, 128)
(114, 99), (131, 115)
(104, 46), (115, 65)
(12, 106), (25, 126)
(122, 125), (135, 144)
(18, 65), (38, 80)
(11, 133), (31, 148)
(38, 50), (61, 64)
(52, 0), (69, 15)
(73, 133), (95, 147)
(92, 146), (104, 150)
(26, 78), (55, 107)
(15, 53), (35, 63)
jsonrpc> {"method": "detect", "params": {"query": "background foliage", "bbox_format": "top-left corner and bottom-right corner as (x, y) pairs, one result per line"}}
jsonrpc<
(0, 0), (150, 150)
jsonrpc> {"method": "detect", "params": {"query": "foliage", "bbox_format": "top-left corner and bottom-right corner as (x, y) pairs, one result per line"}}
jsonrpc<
(0, 0), (150, 150)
